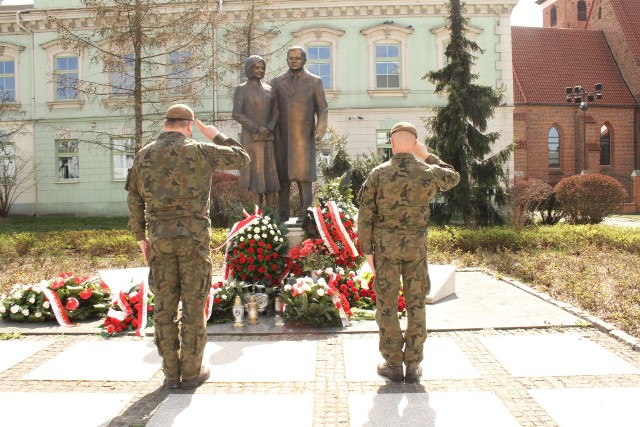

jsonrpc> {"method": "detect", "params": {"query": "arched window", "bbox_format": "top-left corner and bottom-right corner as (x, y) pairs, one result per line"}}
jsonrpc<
(577, 1), (588, 21)
(600, 125), (611, 165)
(550, 6), (557, 27)
(548, 127), (560, 168)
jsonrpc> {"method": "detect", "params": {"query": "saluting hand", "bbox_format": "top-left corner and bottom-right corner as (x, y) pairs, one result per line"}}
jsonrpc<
(195, 119), (220, 141)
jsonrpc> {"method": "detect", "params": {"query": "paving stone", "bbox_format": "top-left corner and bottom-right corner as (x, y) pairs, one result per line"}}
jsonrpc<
(529, 387), (640, 427)
(479, 333), (640, 377)
(203, 339), (317, 382)
(348, 391), (519, 426)
(22, 339), (161, 381)
(0, 340), (53, 373)
(147, 393), (314, 427)
(0, 392), (134, 426)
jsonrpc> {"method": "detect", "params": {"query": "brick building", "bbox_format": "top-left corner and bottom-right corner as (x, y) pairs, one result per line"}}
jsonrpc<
(514, 0), (640, 210)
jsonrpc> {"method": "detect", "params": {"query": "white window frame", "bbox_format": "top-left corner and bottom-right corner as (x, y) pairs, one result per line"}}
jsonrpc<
(41, 40), (84, 110)
(294, 26), (345, 97)
(0, 43), (23, 105)
(111, 53), (135, 98)
(0, 139), (16, 177)
(430, 24), (482, 71)
(361, 23), (413, 97)
(112, 137), (135, 181)
(56, 139), (80, 182)
(376, 129), (392, 162)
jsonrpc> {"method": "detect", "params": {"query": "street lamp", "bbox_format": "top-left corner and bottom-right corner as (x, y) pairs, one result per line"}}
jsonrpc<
(565, 83), (603, 172)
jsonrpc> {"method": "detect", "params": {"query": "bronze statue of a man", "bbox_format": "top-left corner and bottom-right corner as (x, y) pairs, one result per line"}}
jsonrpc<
(270, 46), (328, 221)
(232, 55), (281, 209)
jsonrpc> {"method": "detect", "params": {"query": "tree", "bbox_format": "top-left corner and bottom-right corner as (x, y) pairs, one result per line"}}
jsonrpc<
(50, 0), (221, 152)
(424, 0), (512, 226)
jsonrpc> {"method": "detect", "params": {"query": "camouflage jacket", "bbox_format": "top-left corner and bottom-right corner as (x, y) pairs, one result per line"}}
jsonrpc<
(357, 153), (460, 257)
(126, 131), (250, 243)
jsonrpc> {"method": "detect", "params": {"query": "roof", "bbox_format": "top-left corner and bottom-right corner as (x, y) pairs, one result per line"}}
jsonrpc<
(512, 26), (636, 106)
(609, 0), (640, 62)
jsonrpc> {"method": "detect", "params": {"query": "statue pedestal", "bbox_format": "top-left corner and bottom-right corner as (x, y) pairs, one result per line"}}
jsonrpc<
(426, 265), (456, 304)
(284, 217), (305, 249)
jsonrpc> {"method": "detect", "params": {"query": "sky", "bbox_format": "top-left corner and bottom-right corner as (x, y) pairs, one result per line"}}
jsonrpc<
(2, 0), (543, 26)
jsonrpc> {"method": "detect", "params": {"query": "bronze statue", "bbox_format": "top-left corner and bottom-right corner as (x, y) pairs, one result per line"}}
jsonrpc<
(270, 46), (329, 221)
(232, 55), (281, 209)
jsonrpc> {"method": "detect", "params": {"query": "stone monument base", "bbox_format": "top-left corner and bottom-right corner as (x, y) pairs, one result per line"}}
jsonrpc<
(426, 264), (456, 304)
(283, 217), (305, 249)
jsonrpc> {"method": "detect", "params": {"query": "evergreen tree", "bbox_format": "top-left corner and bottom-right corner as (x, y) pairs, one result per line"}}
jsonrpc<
(424, 0), (512, 226)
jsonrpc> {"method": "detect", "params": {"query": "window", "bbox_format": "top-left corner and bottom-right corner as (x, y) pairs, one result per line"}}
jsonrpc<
(0, 60), (16, 102)
(600, 125), (610, 166)
(56, 139), (79, 181)
(41, 40), (84, 109)
(548, 127), (560, 168)
(550, 6), (557, 26)
(111, 54), (134, 97)
(431, 24), (482, 73)
(375, 44), (400, 89)
(306, 45), (332, 89)
(55, 55), (79, 100)
(0, 140), (16, 177)
(361, 23), (413, 97)
(294, 26), (344, 95)
(376, 130), (391, 162)
(168, 51), (192, 94)
(112, 138), (135, 180)
(577, 1), (587, 21)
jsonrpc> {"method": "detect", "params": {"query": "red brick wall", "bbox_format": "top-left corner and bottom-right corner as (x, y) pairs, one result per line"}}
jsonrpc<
(543, 0), (593, 29)
(587, 0), (640, 102)
(513, 104), (635, 188)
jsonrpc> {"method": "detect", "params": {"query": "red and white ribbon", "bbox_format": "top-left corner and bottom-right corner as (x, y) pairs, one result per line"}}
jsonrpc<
(327, 201), (359, 258)
(135, 281), (148, 336)
(106, 307), (128, 322)
(312, 206), (338, 254)
(42, 288), (77, 327)
(117, 291), (133, 315)
(221, 205), (263, 279)
(205, 282), (215, 320)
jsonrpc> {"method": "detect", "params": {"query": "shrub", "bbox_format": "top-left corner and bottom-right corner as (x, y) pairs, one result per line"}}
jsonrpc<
(506, 178), (562, 227)
(555, 174), (627, 224)
(210, 172), (254, 228)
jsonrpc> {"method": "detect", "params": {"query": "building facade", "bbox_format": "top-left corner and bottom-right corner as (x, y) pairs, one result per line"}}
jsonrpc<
(515, 0), (640, 210)
(0, 0), (517, 216)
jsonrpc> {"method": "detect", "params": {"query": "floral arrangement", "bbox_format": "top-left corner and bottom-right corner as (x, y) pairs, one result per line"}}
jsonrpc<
(0, 273), (110, 324)
(224, 209), (290, 289)
(100, 283), (154, 337)
(280, 276), (351, 327)
(206, 278), (242, 323)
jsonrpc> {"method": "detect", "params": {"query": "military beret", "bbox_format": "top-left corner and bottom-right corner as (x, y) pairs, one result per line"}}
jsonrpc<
(390, 121), (418, 138)
(166, 104), (194, 120)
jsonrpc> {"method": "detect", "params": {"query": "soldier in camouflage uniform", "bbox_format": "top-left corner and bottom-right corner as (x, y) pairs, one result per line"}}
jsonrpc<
(357, 121), (459, 383)
(126, 104), (250, 390)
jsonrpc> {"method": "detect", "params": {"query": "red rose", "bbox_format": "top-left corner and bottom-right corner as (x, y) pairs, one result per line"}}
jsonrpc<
(79, 288), (93, 300)
(248, 265), (255, 271)
(233, 249), (239, 255)
(250, 239), (256, 245)
(241, 274), (247, 280)
(335, 302), (341, 309)
(258, 241), (265, 247)
(132, 319), (138, 327)
(107, 325), (115, 334)
(248, 247), (255, 253)
(247, 257), (254, 263)
(51, 278), (65, 290)
(239, 243), (245, 248)
(116, 326), (122, 332)
(258, 255), (264, 260)
(214, 297), (221, 305)
(65, 297), (79, 311)
(273, 253), (278, 259)
(266, 255), (271, 261)
(340, 284), (348, 292)
(147, 305), (153, 312)
(258, 266), (266, 273)
(267, 244), (273, 250)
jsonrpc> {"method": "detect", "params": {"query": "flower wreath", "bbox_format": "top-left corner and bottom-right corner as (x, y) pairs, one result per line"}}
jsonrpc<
(100, 282), (153, 337)
(280, 276), (351, 327)
(0, 273), (110, 325)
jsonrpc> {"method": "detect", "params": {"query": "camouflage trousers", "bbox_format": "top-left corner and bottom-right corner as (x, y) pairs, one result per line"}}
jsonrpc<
(374, 254), (431, 369)
(148, 236), (212, 381)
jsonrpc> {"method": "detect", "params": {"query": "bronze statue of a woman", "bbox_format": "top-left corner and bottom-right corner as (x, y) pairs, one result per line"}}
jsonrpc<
(232, 55), (280, 209)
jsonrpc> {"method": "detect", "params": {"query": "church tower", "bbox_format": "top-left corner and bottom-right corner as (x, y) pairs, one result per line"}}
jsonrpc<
(536, 0), (594, 29)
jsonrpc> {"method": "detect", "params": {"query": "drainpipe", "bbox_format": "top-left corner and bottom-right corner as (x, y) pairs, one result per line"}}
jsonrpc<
(16, 10), (38, 214)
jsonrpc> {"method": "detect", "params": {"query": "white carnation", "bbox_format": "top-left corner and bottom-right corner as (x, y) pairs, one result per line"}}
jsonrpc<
(262, 219), (268, 225)
(10, 305), (20, 314)
(284, 284), (292, 291)
(270, 230), (275, 235)
(0, 305), (6, 313)
(22, 309), (29, 316)
(13, 292), (22, 300)
(265, 216), (271, 221)
(262, 233), (267, 238)
(221, 295), (227, 300)
(254, 234), (260, 240)
(254, 226), (261, 233)
(34, 311), (42, 318)
(28, 296), (36, 304)
(316, 289), (325, 297)
(302, 283), (311, 292)
(43, 301), (50, 309)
